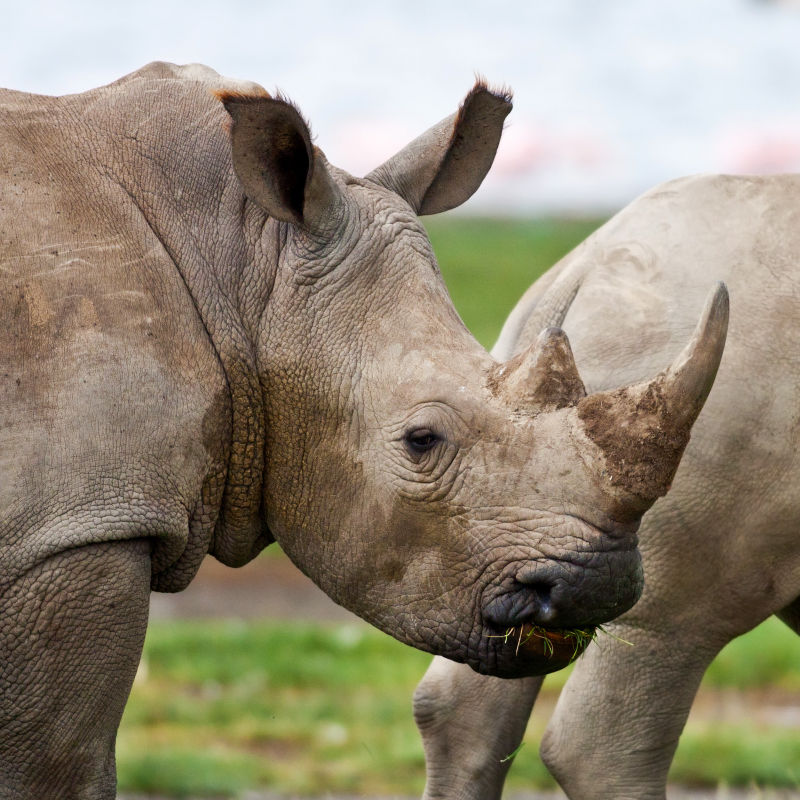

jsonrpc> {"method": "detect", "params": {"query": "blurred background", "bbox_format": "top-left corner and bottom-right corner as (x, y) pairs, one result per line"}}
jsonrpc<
(5, 0), (800, 796)
(7, 0), (800, 215)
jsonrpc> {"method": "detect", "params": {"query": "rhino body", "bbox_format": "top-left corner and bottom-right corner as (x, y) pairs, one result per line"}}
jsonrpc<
(414, 174), (800, 800)
(0, 63), (726, 798)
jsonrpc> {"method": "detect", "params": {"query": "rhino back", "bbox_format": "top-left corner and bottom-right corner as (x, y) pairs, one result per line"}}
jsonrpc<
(526, 173), (800, 629)
(0, 76), (233, 590)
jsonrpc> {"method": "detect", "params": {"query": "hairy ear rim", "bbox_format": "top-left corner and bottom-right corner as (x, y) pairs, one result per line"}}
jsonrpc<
(213, 87), (272, 104)
(365, 80), (512, 215)
(418, 81), (512, 215)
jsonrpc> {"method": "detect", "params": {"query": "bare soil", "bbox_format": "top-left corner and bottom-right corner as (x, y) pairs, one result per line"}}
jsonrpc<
(149, 550), (359, 623)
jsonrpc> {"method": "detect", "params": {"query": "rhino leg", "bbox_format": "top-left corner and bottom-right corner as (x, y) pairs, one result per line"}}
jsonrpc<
(539, 621), (724, 800)
(0, 539), (150, 799)
(414, 656), (544, 800)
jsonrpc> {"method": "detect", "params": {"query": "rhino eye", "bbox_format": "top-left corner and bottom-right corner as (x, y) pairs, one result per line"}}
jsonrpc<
(404, 428), (440, 455)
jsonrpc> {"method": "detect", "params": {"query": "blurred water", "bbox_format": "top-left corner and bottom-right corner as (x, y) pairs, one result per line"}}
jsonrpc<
(4, 0), (800, 212)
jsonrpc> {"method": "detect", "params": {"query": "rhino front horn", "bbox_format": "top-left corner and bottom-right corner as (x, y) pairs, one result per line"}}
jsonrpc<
(578, 282), (729, 509)
(492, 326), (586, 411)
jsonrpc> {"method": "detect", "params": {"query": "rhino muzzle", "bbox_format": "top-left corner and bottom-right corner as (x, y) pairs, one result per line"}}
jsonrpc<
(467, 284), (729, 678)
(482, 548), (644, 634)
(473, 584), (642, 678)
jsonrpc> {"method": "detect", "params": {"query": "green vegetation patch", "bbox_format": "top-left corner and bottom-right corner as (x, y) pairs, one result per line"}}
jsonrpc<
(424, 216), (603, 347)
(118, 621), (431, 797)
(118, 617), (800, 797)
(137, 619), (431, 688)
(672, 726), (800, 788)
(116, 747), (262, 798)
(704, 617), (800, 689)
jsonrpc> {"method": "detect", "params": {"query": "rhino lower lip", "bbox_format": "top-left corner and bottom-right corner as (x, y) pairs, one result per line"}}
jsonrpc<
(484, 622), (597, 668)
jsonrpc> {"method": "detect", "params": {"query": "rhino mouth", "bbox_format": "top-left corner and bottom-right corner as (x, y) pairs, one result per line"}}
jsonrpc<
(472, 543), (641, 677)
(482, 622), (597, 676)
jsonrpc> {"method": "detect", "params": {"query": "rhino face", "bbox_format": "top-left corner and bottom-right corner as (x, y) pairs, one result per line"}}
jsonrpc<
(221, 87), (728, 678)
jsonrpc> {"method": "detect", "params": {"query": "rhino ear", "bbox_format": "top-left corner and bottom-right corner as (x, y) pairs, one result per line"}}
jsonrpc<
(366, 81), (512, 215)
(220, 93), (343, 232)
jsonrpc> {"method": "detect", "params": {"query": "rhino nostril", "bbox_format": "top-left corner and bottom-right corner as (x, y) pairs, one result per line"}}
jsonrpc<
(484, 578), (560, 629)
(530, 587), (557, 624)
(521, 580), (558, 624)
(514, 567), (563, 624)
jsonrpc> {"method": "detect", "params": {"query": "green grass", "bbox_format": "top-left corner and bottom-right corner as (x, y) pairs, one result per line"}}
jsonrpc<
(118, 621), (431, 797)
(671, 727), (800, 788)
(533, 614), (800, 694)
(118, 748), (261, 798)
(704, 618), (800, 689)
(424, 216), (603, 347)
(118, 616), (800, 797)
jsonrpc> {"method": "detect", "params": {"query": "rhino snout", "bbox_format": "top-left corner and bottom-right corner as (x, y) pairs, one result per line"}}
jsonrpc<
(483, 568), (559, 629)
(482, 552), (644, 631)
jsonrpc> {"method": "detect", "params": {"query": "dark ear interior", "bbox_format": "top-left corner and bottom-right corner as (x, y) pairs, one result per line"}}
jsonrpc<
(221, 94), (313, 224)
(267, 116), (310, 220)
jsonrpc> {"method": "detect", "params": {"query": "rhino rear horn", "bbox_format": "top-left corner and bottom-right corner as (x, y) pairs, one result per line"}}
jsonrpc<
(492, 326), (586, 411)
(366, 81), (512, 215)
(578, 282), (729, 508)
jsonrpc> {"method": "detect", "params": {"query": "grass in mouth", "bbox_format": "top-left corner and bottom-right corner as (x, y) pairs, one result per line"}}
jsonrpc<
(487, 624), (633, 659)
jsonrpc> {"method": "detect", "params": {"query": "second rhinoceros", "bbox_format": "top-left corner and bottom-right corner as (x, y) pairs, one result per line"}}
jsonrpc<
(0, 63), (725, 798)
(413, 173), (800, 800)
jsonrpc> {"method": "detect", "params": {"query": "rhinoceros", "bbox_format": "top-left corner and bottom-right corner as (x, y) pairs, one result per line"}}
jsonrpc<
(413, 173), (800, 800)
(0, 63), (726, 798)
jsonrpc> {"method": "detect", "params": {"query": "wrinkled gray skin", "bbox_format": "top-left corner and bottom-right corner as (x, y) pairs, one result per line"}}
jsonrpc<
(415, 174), (800, 800)
(0, 62), (725, 798)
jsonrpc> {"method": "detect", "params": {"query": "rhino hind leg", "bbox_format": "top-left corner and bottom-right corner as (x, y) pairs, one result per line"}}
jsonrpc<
(414, 656), (544, 800)
(0, 539), (151, 799)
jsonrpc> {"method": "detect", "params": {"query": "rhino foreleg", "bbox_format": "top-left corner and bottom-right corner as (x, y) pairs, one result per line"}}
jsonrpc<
(0, 539), (150, 799)
(414, 656), (543, 800)
(540, 621), (723, 800)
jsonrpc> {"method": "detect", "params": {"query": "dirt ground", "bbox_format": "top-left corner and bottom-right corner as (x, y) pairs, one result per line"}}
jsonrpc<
(148, 550), (359, 624)
(140, 553), (800, 800)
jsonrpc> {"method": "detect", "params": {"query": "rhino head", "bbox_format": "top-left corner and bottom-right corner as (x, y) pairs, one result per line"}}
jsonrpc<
(217, 84), (728, 678)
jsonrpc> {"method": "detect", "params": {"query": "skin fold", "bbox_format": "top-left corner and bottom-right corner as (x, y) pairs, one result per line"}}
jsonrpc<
(0, 63), (724, 798)
(414, 174), (800, 800)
